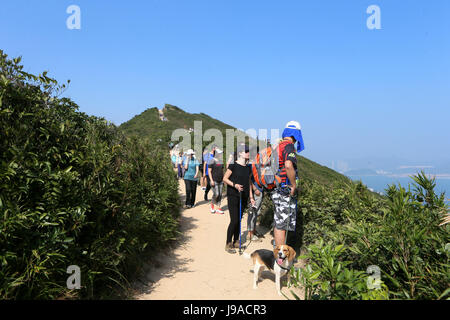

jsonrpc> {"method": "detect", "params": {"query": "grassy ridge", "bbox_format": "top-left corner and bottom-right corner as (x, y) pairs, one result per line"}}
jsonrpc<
(120, 104), (352, 187)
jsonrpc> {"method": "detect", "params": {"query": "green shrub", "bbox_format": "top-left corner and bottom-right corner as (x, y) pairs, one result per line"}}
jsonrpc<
(0, 50), (180, 299)
(288, 172), (449, 300)
(289, 240), (389, 300)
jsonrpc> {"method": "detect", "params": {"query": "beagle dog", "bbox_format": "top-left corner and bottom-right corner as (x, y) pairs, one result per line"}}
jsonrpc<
(250, 245), (296, 295)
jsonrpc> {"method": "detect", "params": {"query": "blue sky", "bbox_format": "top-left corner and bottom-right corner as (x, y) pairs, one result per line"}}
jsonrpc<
(1, 0), (449, 169)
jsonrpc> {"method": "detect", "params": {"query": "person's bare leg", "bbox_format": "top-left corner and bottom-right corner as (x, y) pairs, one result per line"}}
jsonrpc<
(274, 227), (286, 246)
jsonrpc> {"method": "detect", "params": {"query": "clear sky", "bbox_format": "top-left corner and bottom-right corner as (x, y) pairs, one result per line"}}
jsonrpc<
(1, 0), (449, 168)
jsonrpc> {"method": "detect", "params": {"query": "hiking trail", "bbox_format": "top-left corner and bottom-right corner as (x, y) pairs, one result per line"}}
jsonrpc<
(132, 180), (304, 300)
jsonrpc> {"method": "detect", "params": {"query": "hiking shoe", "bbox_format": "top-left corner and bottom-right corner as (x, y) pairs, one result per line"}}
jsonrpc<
(210, 204), (215, 213)
(215, 208), (224, 214)
(225, 243), (236, 254)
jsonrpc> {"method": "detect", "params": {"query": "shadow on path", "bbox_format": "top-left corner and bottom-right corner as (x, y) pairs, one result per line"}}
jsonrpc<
(132, 208), (198, 295)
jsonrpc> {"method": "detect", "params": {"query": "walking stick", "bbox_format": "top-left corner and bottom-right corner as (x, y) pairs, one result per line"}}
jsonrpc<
(239, 190), (242, 255)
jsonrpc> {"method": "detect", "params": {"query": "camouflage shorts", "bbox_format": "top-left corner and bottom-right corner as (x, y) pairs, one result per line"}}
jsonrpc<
(270, 189), (297, 232)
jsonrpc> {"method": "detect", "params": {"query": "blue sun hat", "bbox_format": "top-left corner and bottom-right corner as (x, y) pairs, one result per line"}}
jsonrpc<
(282, 121), (305, 153)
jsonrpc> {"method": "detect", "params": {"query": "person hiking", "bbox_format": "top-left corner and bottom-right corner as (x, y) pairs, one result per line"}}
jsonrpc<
(177, 151), (184, 179)
(203, 145), (216, 201)
(222, 144), (254, 253)
(183, 149), (200, 208)
(182, 152), (189, 177)
(200, 148), (207, 190)
(247, 176), (264, 242)
(207, 148), (225, 214)
(270, 121), (305, 247)
(171, 150), (177, 169)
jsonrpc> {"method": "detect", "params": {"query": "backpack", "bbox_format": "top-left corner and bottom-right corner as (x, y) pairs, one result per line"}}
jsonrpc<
(252, 140), (295, 190)
(251, 142), (282, 190)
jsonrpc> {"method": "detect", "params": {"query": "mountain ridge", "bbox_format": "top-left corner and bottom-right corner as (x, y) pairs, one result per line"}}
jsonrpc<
(119, 104), (352, 186)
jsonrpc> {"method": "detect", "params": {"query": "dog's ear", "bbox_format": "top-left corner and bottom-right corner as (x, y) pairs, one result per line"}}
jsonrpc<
(287, 246), (296, 263)
(273, 245), (280, 259)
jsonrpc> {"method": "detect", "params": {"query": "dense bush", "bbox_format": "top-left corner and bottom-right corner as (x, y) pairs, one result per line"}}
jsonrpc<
(0, 51), (180, 299)
(285, 173), (449, 300)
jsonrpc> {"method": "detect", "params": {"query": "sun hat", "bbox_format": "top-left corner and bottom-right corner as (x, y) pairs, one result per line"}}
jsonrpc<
(282, 121), (305, 153)
(215, 148), (223, 154)
(186, 149), (195, 155)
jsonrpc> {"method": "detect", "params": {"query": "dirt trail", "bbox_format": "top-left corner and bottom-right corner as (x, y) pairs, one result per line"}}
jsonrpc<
(133, 181), (304, 300)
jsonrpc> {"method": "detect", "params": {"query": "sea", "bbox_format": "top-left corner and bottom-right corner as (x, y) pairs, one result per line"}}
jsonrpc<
(347, 175), (450, 205)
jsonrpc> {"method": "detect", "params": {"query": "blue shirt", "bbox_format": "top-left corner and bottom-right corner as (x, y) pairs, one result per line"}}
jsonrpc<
(184, 158), (200, 181)
(203, 153), (214, 176)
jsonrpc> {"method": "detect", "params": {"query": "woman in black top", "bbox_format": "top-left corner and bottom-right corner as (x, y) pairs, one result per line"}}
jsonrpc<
(222, 144), (254, 253)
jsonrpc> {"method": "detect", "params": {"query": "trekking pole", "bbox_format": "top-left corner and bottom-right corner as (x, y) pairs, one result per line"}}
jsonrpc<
(239, 190), (242, 255)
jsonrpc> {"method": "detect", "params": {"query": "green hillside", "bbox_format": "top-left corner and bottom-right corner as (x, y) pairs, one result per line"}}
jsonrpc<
(120, 104), (352, 187)
(119, 103), (260, 166)
(119, 104), (236, 144)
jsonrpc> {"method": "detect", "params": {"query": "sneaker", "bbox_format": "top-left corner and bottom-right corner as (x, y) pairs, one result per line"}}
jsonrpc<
(215, 208), (224, 214)
(225, 243), (236, 254)
(210, 204), (215, 213)
(250, 234), (261, 242)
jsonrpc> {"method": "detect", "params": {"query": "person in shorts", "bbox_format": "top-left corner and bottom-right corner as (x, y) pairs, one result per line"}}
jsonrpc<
(271, 121), (305, 247)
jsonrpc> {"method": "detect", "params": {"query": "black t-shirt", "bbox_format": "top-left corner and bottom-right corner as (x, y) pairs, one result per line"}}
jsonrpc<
(227, 162), (252, 198)
(279, 140), (298, 185)
(208, 158), (224, 182)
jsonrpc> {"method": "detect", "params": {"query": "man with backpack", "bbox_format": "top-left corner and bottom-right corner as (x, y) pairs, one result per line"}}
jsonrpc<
(250, 121), (305, 247)
(271, 121), (304, 246)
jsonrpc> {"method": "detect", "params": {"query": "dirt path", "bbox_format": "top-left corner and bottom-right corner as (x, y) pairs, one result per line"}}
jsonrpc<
(133, 181), (304, 300)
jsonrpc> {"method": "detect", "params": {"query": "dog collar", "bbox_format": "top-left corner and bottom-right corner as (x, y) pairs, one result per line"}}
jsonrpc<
(276, 258), (291, 271)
